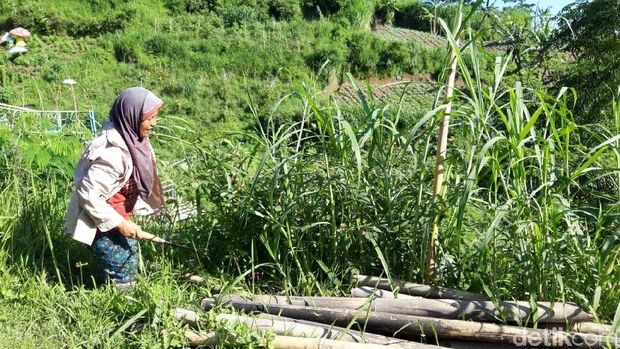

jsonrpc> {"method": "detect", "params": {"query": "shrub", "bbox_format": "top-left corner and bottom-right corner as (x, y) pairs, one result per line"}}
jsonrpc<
(269, 0), (302, 20)
(302, 0), (341, 18)
(393, 0), (430, 31)
(163, 0), (210, 14)
(69, 9), (136, 36)
(2, 4), (61, 35)
(161, 74), (198, 98)
(374, 0), (398, 25)
(0, 86), (15, 104)
(112, 36), (142, 64)
(143, 33), (189, 60)
(307, 41), (349, 71)
(88, 0), (128, 11)
(337, 0), (375, 30)
(377, 41), (410, 75)
(213, 1), (270, 26)
(11, 52), (50, 68)
(42, 63), (65, 83)
(306, 21), (351, 71)
(347, 32), (383, 76)
(2, 3), (135, 37)
(163, 0), (186, 14)
(185, 0), (210, 13)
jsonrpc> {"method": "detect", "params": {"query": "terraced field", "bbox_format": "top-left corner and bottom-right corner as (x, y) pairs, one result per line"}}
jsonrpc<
(374, 26), (447, 48)
(335, 26), (443, 110)
(335, 75), (438, 112)
(376, 25), (506, 54)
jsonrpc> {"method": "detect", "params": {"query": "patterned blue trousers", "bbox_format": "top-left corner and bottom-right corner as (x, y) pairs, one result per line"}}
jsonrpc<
(91, 231), (139, 286)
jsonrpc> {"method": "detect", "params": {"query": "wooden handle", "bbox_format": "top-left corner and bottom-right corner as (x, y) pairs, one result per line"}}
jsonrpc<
(137, 230), (166, 243)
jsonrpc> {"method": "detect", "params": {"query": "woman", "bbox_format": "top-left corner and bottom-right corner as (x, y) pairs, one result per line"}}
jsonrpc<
(65, 87), (164, 290)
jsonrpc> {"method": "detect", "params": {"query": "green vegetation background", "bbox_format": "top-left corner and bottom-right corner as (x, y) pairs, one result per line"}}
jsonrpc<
(0, 0), (619, 348)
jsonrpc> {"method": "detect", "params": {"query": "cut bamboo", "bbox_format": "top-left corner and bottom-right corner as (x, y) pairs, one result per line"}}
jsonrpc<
(173, 307), (442, 348)
(175, 308), (382, 344)
(202, 298), (617, 348)
(438, 340), (552, 349)
(174, 307), (200, 325)
(183, 330), (445, 349)
(183, 330), (220, 346)
(351, 286), (417, 299)
(215, 294), (592, 323)
(270, 336), (430, 349)
(174, 328), (540, 349)
(353, 274), (488, 301)
(183, 273), (205, 284)
(256, 313), (416, 346)
(572, 322), (616, 336)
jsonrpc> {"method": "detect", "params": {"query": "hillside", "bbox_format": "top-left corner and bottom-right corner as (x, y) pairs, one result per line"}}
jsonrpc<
(0, 1), (448, 140)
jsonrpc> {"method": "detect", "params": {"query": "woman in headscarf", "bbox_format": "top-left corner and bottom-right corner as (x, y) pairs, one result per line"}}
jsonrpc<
(65, 87), (164, 290)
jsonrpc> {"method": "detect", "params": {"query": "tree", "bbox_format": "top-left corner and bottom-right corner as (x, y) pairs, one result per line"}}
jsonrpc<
(546, 0), (620, 125)
(490, 6), (552, 77)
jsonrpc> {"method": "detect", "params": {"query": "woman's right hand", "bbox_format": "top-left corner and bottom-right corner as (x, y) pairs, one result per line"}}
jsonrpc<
(116, 220), (142, 239)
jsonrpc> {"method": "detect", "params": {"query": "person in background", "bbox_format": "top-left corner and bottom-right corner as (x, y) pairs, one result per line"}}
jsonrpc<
(65, 87), (164, 290)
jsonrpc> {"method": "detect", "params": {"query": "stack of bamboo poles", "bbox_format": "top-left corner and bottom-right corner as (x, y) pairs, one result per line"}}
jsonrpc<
(173, 274), (619, 348)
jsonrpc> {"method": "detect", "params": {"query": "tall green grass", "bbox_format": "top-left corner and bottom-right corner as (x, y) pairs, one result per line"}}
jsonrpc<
(180, 27), (620, 321)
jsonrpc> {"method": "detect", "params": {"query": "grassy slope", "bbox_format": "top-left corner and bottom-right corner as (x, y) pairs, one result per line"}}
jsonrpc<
(0, 0), (444, 140)
(0, 0), (447, 195)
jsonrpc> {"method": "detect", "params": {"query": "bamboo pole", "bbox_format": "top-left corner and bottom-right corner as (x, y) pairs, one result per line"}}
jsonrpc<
(426, 12), (463, 284)
(202, 298), (617, 348)
(214, 294), (592, 323)
(184, 330), (219, 346)
(256, 313), (417, 346)
(174, 307), (200, 325)
(270, 336), (433, 349)
(353, 275), (488, 300)
(174, 307), (442, 348)
(182, 330), (443, 349)
(437, 340), (553, 349)
(167, 328), (552, 349)
(572, 323), (616, 336)
(351, 286), (417, 299)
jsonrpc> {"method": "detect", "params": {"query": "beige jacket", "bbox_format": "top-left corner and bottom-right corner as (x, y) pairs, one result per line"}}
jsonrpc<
(64, 121), (158, 245)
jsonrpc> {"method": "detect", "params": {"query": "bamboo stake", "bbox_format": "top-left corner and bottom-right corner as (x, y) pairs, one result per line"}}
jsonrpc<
(353, 275), (488, 301)
(202, 298), (617, 348)
(426, 12), (463, 284)
(215, 294), (592, 323)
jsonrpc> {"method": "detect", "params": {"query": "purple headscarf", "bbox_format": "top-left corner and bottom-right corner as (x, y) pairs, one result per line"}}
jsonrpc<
(109, 87), (163, 209)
